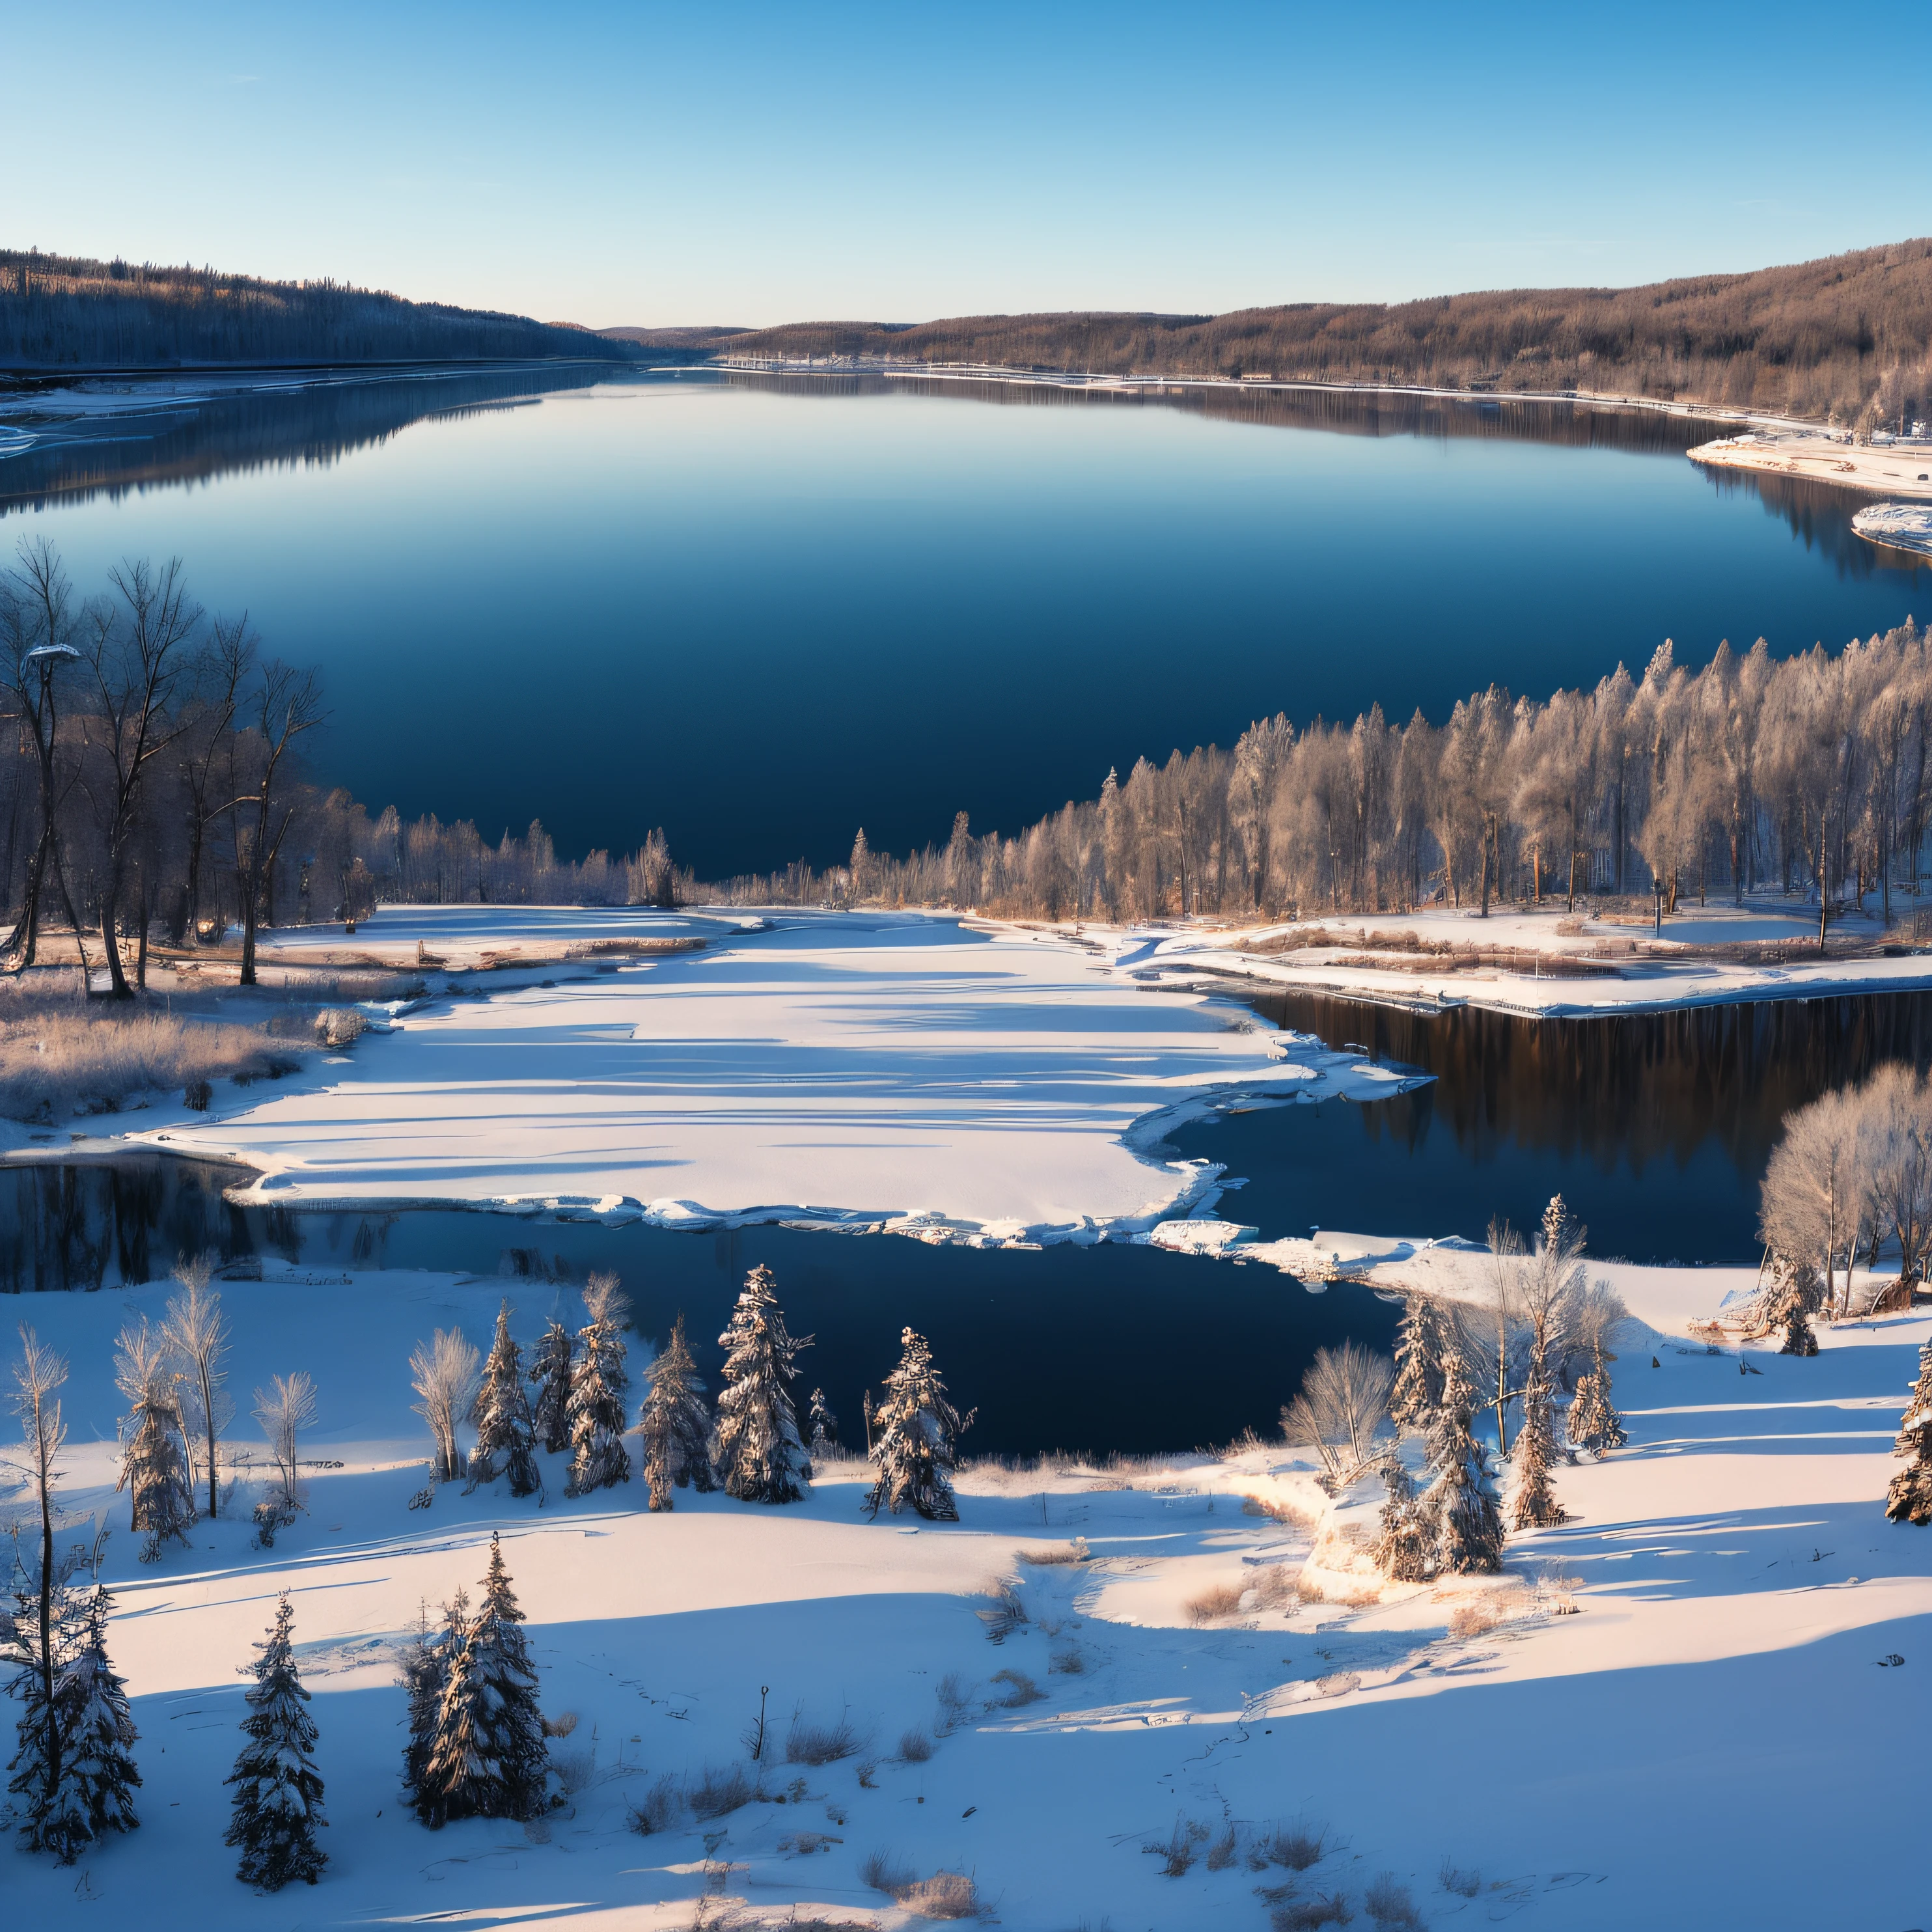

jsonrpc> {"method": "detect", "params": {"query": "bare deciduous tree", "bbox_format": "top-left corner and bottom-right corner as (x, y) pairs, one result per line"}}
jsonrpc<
(161, 1253), (231, 1518)
(253, 1371), (317, 1530)
(1281, 1340), (1394, 1490)
(410, 1328), (480, 1483)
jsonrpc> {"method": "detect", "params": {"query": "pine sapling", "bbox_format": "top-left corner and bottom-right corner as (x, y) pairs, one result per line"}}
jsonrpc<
(1566, 1278), (1629, 1454)
(469, 1303), (542, 1497)
(1388, 1293), (1449, 1431)
(1508, 1363), (1567, 1530)
(1886, 1340), (1932, 1525)
(46, 1573), (141, 1860)
(714, 1265), (812, 1506)
(529, 1318), (574, 1456)
(114, 1319), (197, 1561)
(1416, 1342), (1504, 1575)
(418, 1534), (549, 1825)
(639, 1313), (715, 1511)
(226, 1594), (327, 1890)
(400, 1592), (464, 1806)
(808, 1387), (838, 1457)
(1372, 1452), (1429, 1582)
(566, 1273), (631, 1495)
(864, 1328), (974, 1521)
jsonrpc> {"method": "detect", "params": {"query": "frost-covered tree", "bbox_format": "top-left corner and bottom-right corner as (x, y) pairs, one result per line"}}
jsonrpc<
(252, 1372), (316, 1546)
(411, 1327), (480, 1484)
(808, 1387), (838, 1456)
(161, 1255), (231, 1518)
(1388, 1294), (1450, 1430)
(1886, 1342), (1932, 1525)
(566, 1274), (631, 1495)
(469, 1304), (541, 1498)
(714, 1265), (812, 1506)
(1372, 1452), (1429, 1582)
(1763, 1252), (1822, 1358)
(864, 1328), (973, 1522)
(114, 1319), (196, 1560)
(225, 1594), (327, 1890)
(1564, 1279), (1631, 1453)
(400, 1592), (463, 1806)
(1281, 1340), (1393, 1491)
(417, 1535), (548, 1825)
(1416, 1338), (1504, 1575)
(1509, 1198), (1579, 1530)
(528, 1319), (573, 1456)
(42, 1573), (141, 1863)
(639, 1314), (715, 1511)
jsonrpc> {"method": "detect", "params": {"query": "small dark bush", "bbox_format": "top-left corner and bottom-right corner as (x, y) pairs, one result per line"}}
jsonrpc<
(184, 1077), (213, 1110)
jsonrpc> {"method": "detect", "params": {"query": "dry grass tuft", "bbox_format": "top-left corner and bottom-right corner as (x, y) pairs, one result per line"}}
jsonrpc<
(786, 1707), (865, 1765)
(1271, 1890), (1355, 1929)
(1264, 1817), (1330, 1870)
(896, 1870), (980, 1919)
(1159, 1815), (1208, 1876)
(542, 1709), (579, 1739)
(989, 1668), (1042, 1707)
(1364, 1872), (1423, 1928)
(1183, 1580), (1247, 1625)
(1439, 1858), (1480, 1898)
(550, 1745), (593, 1794)
(626, 1774), (682, 1836)
(1206, 1823), (1239, 1871)
(897, 1725), (934, 1763)
(1244, 1566), (1297, 1612)
(976, 1577), (1029, 1643)
(1017, 1538), (1089, 1566)
(1048, 1644), (1086, 1676)
(687, 1762), (757, 1819)
(0, 990), (307, 1120)
(933, 1672), (974, 1733)
(861, 1848), (915, 1894)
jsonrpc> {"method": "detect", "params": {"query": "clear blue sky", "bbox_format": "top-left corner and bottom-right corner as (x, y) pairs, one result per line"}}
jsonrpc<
(11, 1), (1927, 328)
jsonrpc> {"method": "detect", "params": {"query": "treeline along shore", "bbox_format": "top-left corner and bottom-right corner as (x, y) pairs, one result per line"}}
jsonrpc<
(0, 251), (639, 371)
(645, 237), (1932, 434)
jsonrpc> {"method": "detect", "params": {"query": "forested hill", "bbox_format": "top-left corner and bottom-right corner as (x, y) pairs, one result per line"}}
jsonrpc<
(696, 238), (1932, 429)
(0, 251), (633, 370)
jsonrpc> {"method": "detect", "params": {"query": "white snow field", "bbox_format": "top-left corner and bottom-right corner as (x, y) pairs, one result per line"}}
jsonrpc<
(144, 908), (1423, 1242)
(7, 1263), (1930, 1929)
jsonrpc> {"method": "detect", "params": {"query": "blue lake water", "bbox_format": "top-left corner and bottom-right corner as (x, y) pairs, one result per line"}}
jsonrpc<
(4, 368), (1925, 877)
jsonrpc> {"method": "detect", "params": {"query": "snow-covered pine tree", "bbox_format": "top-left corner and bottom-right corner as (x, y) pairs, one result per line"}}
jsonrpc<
(713, 1264), (813, 1506)
(1416, 1338), (1504, 1575)
(1564, 1278), (1629, 1453)
(417, 1535), (548, 1825)
(225, 1594), (327, 1890)
(1372, 1452), (1429, 1582)
(114, 1319), (196, 1561)
(1765, 1253), (1821, 1357)
(1388, 1293), (1450, 1430)
(864, 1327), (974, 1522)
(469, 1303), (542, 1497)
(42, 1573), (141, 1862)
(566, 1274), (631, 1495)
(808, 1387), (838, 1457)
(1508, 1364), (1568, 1530)
(400, 1592), (463, 1805)
(1886, 1340), (1932, 1524)
(528, 1318), (574, 1456)
(639, 1314), (715, 1511)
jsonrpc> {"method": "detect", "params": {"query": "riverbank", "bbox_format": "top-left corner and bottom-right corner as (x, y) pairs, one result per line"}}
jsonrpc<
(7, 1256), (1926, 1930)
(1689, 428), (1932, 499)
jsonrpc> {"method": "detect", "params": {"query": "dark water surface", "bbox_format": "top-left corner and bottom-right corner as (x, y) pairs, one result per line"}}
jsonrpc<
(1174, 986), (1932, 1263)
(3, 368), (1924, 877)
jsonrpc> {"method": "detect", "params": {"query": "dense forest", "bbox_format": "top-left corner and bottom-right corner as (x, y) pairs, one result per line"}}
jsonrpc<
(0, 544), (679, 991)
(697, 238), (1932, 431)
(0, 252), (630, 370)
(711, 622), (1932, 930)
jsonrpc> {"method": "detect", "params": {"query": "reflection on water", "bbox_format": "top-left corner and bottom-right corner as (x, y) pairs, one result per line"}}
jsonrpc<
(0, 1163), (1394, 1456)
(1177, 988), (1932, 1262)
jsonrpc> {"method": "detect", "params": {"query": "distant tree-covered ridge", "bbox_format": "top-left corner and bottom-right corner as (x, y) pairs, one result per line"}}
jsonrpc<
(1, 251), (635, 370)
(695, 237), (1932, 431)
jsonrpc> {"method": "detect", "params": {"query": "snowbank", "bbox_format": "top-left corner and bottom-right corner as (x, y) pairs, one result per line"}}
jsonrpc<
(145, 909), (1425, 1243)
(8, 1265), (1931, 1929)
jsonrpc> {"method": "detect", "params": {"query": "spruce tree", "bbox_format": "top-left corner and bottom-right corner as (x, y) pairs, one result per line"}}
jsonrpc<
(1372, 1452), (1429, 1582)
(46, 1579), (141, 1862)
(1416, 1342), (1504, 1575)
(528, 1318), (574, 1456)
(1508, 1361), (1568, 1530)
(864, 1328), (974, 1521)
(469, 1303), (542, 1497)
(639, 1314), (715, 1511)
(418, 1535), (549, 1825)
(225, 1594), (327, 1890)
(566, 1275), (631, 1495)
(714, 1264), (812, 1506)
(1886, 1341), (1932, 1525)
(1766, 1255), (1821, 1358)
(808, 1387), (838, 1457)
(115, 1320), (196, 1562)
(1389, 1294), (1449, 1430)
(400, 1592), (463, 1805)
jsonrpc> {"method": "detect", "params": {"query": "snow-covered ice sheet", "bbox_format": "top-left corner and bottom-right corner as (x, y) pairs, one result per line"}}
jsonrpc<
(147, 908), (1426, 1242)
(10, 1267), (1932, 1929)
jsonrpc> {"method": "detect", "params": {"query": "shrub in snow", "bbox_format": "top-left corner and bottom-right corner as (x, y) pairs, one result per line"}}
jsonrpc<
(714, 1264), (812, 1505)
(863, 1326), (972, 1521)
(566, 1273), (631, 1495)
(1416, 1342), (1504, 1575)
(528, 1318), (574, 1454)
(251, 1372), (316, 1545)
(1886, 1341), (1932, 1523)
(411, 1327), (480, 1484)
(639, 1312), (715, 1510)
(226, 1594), (327, 1889)
(417, 1534), (549, 1825)
(469, 1303), (542, 1497)
(1282, 1340), (1392, 1491)
(114, 1318), (197, 1560)
(312, 1006), (366, 1049)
